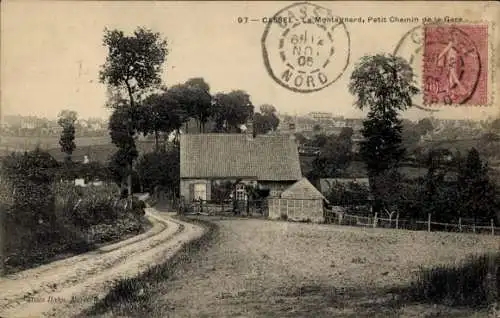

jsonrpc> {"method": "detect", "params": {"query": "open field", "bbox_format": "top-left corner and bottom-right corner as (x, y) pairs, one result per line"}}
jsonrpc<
(89, 218), (499, 317)
(0, 135), (112, 150)
(0, 138), (158, 162)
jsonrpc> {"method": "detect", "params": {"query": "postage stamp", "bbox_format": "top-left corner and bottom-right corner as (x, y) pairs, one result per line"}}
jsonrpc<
(422, 23), (490, 106)
(261, 2), (350, 93)
(393, 25), (441, 112)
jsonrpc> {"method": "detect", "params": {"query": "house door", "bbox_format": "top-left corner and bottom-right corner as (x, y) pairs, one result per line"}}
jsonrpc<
(193, 183), (207, 201)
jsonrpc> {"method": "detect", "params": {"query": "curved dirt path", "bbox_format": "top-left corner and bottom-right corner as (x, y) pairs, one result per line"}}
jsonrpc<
(0, 207), (205, 318)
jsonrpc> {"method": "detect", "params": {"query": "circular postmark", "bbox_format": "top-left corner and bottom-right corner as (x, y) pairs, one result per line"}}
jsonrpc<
(261, 2), (350, 93)
(422, 25), (481, 105)
(394, 26), (440, 112)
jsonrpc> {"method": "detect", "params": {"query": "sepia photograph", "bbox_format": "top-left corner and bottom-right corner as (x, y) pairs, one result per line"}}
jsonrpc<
(1, 1), (499, 317)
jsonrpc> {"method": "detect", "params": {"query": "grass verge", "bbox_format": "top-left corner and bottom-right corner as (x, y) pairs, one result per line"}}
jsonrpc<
(77, 216), (219, 317)
(404, 252), (499, 308)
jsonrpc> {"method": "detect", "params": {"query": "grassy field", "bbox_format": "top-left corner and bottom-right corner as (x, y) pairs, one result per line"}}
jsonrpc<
(0, 137), (158, 162)
(0, 135), (112, 150)
(84, 218), (499, 317)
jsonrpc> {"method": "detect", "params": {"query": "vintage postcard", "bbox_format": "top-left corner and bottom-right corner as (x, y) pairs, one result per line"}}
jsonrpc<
(1, 1), (500, 317)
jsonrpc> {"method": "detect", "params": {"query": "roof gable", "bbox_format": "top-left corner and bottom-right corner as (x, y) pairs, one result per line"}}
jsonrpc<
(180, 134), (302, 181)
(281, 178), (325, 200)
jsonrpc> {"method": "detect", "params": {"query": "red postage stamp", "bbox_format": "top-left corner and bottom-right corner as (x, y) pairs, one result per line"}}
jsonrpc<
(423, 24), (489, 106)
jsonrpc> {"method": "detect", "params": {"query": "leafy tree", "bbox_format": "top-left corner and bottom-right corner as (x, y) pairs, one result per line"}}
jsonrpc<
(2, 148), (59, 228)
(212, 90), (254, 132)
(185, 78), (213, 133)
(138, 89), (185, 151)
(339, 127), (354, 140)
(108, 107), (139, 194)
(57, 110), (78, 162)
(100, 27), (168, 197)
(310, 131), (353, 179)
(491, 118), (500, 132)
(348, 54), (419, 212)
(135, 146), (180, 195)
(313, 124), (322, 134)
(254, 105), (280, 136)
(415, 118), (434, 135)
(457, 148), (499, 224)
(294, 133), (308, 145)
(401, 121), (421, 153)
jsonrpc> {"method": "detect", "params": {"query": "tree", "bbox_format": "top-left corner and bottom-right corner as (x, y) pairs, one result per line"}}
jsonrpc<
(99, 27), (168, 197)
(491, 118), (500, 132)
(254, 104), (280, 136)
(415, 118), (434, 135)
(212, 90), (254, 132)
(57, 110), (78, 162)
(138, 89), (185, 151)
(136, 146), (180, 195)
(313, 124), (322, 134)
(348, 54), (419, 212)
(309, 131), (353, 179)
(2, 148), (59, 229)
(108, 106), (139, 194)
(457, 148), (499, 224)
(185, 78), (213, 133)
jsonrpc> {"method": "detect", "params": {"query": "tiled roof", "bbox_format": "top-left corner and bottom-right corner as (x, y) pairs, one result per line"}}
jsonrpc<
(281, 178), (326, 200)
(180, 134), (302, 181)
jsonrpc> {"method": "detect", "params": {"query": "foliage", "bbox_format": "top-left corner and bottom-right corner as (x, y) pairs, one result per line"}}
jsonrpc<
(99, 27), (168, 102)
(309, 128), (353, 179)
(184, 78), (213, 133)
(57, 161), (112, 182)
(325, 181), (370, 206)
(135, 146), (180, 194)
(212, 90), (254, 132)
(108, 148), (135, 188)
(349, 54), (419, 211)
(2, 149), (60, 228)
(100, 27), (168, 196)
(410, 252), (500, 307)
(138, 89), (185, 150)
(456, 148), (500, 223)
(254, 104), (280, 136)
(211, 181), (235, 202)
(167, 79), (213, 133)
(57, 110), (78, 161)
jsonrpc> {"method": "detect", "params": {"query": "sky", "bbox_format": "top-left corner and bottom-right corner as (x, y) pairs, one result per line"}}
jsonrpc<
(1, 1), (499, 121)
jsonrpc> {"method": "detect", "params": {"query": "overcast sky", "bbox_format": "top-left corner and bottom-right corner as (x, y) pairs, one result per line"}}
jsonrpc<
(2, 1), (499, 120)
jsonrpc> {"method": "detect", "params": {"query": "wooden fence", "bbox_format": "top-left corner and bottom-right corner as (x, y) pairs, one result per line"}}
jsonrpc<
(328, 210), (500, 236)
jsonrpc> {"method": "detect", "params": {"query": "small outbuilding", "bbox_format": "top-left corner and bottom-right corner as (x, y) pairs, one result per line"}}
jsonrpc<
(268, 178), (327, 223)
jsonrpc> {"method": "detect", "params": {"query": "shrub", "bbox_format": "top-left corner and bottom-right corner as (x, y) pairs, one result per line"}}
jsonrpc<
(410, 252), (500, 307)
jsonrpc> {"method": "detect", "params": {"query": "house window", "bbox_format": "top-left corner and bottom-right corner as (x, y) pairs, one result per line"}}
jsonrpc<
(194, 183), (207, 201)
(235, 183), (246, 201)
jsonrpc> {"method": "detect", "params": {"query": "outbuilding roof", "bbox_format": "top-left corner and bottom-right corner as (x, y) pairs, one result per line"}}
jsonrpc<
(180, 134), (302, 181)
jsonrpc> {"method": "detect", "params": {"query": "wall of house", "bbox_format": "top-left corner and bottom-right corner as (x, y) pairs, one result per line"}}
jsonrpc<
(180, 179), (212, 202)
(268, 198), (324, 223)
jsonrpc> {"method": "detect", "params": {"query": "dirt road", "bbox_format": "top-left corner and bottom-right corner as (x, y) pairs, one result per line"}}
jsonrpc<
(0, 208), (204, 318)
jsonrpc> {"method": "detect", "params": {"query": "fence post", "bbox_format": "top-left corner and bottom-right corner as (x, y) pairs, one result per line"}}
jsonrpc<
(491, 219), (495, 236)
(396, 212), (399, 230)
(427, 213), (431, 232)
(373, 212), (378, 228)
(459, 217), (462, 232)
(473, 223), (476, 234)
